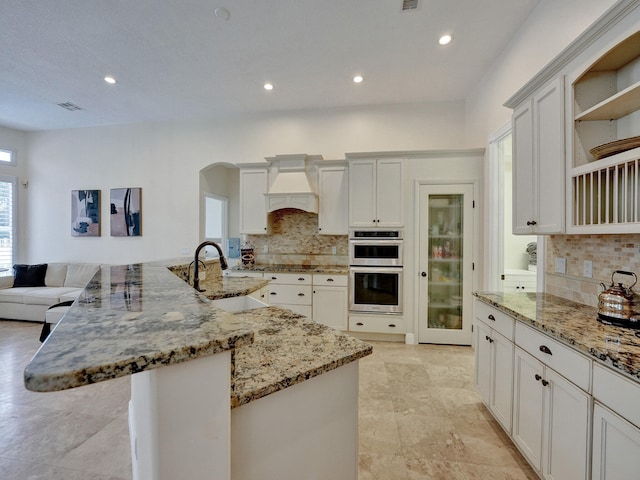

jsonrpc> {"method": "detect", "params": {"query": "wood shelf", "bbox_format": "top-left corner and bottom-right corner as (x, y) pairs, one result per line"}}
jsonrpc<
(575, 80), (640, 121)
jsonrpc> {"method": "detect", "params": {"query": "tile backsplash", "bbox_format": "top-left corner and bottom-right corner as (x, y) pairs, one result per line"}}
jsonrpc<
(246, 208), (348, 266)
(545, 234), (640, 307)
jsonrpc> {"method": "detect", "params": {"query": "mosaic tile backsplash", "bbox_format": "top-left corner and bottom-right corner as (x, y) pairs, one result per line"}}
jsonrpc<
(246, 209), (348, 266)
(545, 234), (640, 307)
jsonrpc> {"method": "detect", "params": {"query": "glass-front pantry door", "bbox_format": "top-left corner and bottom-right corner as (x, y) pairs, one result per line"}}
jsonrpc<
(418, 184), (474, 345)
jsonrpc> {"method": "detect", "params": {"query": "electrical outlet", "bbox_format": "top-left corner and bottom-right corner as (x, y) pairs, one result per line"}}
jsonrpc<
(263, 245), (268, 253)
(199, 271), (206, 281)
(332, 246), (337, 255)
(583, 260), (593, 278)
(555, 257), (566, 274)
(181, 247), (189, 256)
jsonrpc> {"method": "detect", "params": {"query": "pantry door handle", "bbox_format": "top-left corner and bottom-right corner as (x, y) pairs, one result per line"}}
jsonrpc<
(539, 345), (552, 355)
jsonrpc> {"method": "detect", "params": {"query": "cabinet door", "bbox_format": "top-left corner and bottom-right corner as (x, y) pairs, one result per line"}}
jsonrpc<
(512, 99), (535, 235)
(534, 78), (564, 234)
(543, 368), (589, 480)
(592, 403), (640, 480)
(512, 347), (544, 473)
(313, 286), (348, 330)
(475, 320), (493, 405)
(318, 166), (348, 235)
(491, 331), (514, 433)
(348, 159), (376, 227)
(239, 168), (268, 234)
(376, 158), (404, 227)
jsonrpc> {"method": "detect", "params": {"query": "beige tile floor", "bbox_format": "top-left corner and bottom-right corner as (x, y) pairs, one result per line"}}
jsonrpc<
(0, 320), (537, 479)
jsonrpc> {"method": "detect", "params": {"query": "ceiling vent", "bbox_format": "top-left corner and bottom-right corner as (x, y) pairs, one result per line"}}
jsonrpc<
(57, 101), (83, 111)
(401, 0), (420, 11)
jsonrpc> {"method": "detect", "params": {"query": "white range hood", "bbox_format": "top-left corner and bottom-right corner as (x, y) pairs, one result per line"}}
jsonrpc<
(264, 154), (319, 213)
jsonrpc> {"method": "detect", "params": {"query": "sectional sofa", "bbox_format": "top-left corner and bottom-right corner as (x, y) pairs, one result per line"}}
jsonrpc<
(0, 263), (100, 322)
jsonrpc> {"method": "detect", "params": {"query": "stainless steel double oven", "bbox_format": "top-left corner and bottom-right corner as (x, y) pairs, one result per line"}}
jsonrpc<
(349, 229), (403, 314)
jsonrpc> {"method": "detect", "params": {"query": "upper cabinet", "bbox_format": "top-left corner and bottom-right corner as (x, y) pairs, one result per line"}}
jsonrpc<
(505, 0), (640, 235)
(239, 165), (268, 234)
(511, 77), (565, 235)
(316, 160), (349, 235)
(347, 157), (404, 227)
(570, 29), (640, 233)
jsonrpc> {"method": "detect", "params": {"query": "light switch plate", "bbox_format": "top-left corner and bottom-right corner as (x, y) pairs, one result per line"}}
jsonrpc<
(583, 260), (593, 278)
(555, 257), (566, 274)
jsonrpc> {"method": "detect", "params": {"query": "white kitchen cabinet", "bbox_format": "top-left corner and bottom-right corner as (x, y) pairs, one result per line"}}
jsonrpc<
(239, 166), (268, 234)
(348, 313), (404, 335)
(592, 403), (640, 480)
(348, 157), (404, 227)
(503, 269), (537, 292)
(316, 162), (349, 235)
(312, 274), (348, 330)
(512, 346), (590, 480)
(474, 300), (514, 433)
(511, 77), (565, 235)
(265, 272), (312, 318)
(591, 363), (640, 480)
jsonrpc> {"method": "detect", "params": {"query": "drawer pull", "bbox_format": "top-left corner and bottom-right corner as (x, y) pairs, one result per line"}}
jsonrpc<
(270, 292), (277, 295)
(388, 324), (396, 328)
(488, 314), (496, 321)
(535, 374), (542, 382)
(326, 278), (334, 282)
(356, 322), (364, 326)
(298, 277), (305, 281)
(298, 293), (305, 296)
(271, 276), (277, 280)
(539, 345), (552, 355)
(541, 379), (549, 387)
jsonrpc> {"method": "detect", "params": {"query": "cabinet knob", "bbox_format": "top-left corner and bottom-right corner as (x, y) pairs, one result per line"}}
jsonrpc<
(539, 345), (552, 355)
(488, 314), (495, 321)
(526, 220), (537, 226)
(541, 379), (549, 387)
(421, 272), (427, 277)
(535, 374), (542, 382)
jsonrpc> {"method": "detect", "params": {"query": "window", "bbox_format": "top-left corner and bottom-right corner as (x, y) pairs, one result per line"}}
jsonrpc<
(0, 176), (17, 270)
(204, 194), (228, 256)
(0, 149), (16, 166)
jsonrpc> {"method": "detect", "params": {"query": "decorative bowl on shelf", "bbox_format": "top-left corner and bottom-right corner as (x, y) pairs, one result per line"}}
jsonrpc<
(589, 135), (640, 160)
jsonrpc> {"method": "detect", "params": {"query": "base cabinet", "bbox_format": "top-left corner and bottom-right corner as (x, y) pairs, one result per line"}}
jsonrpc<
(312, 274), (348, 330)
(592, 403), (640, 480)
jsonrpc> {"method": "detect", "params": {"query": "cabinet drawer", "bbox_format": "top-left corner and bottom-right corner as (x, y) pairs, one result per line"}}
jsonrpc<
(515, 322), (591, 391)
(264, 272), (312, 285)
(349, 315), (405, 334)
(593, 363), (640, 429)
(269, 285), (312, 305)
(313, 274), (348, 287)
(474, 299), (515, 340)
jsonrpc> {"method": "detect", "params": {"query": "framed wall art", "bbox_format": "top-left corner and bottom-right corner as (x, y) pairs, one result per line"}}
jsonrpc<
(71, 190), (101, 237)
(110, 187), (141, 236)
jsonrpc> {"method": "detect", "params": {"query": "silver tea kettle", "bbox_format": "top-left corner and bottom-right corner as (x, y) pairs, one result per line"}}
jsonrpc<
(598, 270), (640, 324)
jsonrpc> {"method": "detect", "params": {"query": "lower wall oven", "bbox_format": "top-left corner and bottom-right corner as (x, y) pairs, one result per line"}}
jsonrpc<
(349, 266), (403, 314)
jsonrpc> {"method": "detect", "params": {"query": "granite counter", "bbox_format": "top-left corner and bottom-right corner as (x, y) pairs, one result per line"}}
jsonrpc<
(474, 292), (640, 382)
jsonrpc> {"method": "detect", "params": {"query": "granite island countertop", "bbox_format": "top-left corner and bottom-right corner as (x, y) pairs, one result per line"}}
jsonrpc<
(475, 291), (640, 382)
(24, 260), (372, 406)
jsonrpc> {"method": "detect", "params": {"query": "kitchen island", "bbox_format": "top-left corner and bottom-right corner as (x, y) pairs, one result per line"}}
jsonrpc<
(24, 260), (372, 480)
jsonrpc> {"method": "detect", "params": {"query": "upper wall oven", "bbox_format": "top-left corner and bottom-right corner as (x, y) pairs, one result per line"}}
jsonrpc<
(349, 229), (403, 266)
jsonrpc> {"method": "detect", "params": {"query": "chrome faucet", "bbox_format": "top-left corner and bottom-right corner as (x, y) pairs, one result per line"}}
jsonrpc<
(193, 241), (228, 292)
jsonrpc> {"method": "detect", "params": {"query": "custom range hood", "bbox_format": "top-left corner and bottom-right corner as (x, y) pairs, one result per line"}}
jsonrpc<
(264, 154), (320, 213)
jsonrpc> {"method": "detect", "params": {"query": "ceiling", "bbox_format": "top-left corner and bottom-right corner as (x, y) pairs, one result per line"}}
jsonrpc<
(0, 0), (540, 132)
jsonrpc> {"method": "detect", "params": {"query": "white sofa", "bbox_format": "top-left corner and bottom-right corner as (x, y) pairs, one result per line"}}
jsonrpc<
(0, 263), (100, 322)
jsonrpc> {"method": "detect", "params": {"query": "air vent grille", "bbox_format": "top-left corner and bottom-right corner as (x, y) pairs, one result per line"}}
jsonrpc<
(57, 102), (83, 111)
(402, 0), (419, 11)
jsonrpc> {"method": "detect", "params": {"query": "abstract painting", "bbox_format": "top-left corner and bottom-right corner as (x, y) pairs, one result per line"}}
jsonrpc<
(110, 188), (141, 236)
(71, 190), (100, 237)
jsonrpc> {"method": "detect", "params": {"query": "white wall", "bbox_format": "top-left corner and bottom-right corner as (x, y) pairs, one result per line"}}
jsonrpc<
(25, 101), (465, 264)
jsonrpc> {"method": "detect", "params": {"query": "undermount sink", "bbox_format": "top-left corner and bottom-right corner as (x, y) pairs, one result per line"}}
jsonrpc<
(211, 295), (267, 313)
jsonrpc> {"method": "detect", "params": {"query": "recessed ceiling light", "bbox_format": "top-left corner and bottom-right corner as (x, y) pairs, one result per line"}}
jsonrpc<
(264, 83), (274, 91)
(438, 34), (453, 46)
(353, 75), (364, 84)
(214, 7), (231, 21)
(104, 76), (117, 84)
